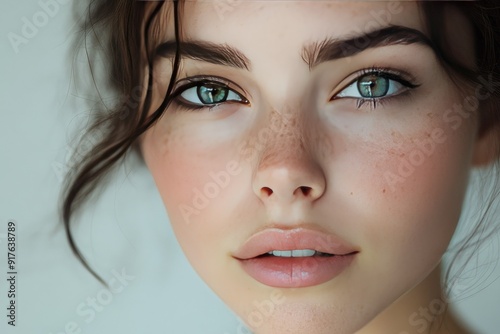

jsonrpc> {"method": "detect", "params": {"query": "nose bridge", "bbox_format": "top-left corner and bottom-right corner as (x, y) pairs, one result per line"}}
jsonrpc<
(259, 107), (308, 168)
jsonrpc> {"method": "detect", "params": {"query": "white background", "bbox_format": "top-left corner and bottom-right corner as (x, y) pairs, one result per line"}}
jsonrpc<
(1, 1), (499, 333)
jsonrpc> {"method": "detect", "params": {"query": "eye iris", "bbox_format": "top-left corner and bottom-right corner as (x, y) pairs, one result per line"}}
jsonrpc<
(357, 74), (389, 98)
(197, 85), (229, 104)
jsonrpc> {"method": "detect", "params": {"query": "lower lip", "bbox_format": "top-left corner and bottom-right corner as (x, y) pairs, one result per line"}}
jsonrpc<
(238, 253), (356, 288)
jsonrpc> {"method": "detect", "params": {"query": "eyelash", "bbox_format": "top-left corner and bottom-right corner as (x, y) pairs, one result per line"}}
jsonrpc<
(332, 66), (420, 110)
(170, 67), (420, 112)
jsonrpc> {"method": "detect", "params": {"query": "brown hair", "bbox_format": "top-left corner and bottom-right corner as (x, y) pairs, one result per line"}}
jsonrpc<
(63, 0), (182, 282)
(63, 1), (500, 289)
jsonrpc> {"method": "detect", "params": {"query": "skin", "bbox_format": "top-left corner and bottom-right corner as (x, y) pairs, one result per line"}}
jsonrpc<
(140, 1), (496, 333)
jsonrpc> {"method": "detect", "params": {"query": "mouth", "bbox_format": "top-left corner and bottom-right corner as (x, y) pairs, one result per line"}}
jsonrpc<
(233, 227), (359, 288)
(262, 249), (334, 257)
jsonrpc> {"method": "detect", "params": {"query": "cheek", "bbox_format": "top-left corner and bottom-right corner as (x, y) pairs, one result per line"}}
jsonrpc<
(327, 97), (477, 284)
(369, 133), (469, 257)
(141, 120), (247, 259)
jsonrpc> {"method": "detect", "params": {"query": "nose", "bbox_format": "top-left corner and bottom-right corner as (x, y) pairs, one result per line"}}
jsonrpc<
(252, 117), (326, 206)
(253, 157), (326, 204)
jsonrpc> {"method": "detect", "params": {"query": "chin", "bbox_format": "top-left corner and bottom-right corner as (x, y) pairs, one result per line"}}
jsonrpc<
(236, 300), (372, 334)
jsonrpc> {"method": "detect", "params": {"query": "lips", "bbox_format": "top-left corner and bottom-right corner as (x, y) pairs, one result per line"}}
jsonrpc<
(233, 227), (359, 288)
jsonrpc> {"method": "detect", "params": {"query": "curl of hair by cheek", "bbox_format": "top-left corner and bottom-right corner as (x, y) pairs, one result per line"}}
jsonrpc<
(62, 0), (183, 284)
(62, 0), (500, 287)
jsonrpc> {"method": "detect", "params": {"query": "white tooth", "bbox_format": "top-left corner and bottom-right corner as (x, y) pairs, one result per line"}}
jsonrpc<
(272, 250), (292, 257)
(292, 249), (316, 257)
(270, 249), (317, 257)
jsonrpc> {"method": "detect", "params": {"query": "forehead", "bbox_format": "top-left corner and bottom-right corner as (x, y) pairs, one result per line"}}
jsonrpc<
(152, 1), (475, 78)
(179, 1), (423, 44)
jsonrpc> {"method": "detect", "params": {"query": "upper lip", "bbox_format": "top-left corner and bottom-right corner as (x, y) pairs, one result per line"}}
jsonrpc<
(233, 227), (359, 260)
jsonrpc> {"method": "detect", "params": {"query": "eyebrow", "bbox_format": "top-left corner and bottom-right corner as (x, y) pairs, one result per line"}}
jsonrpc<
(156, 40), (251, 70)
(303, 25), (433, 69)
(155, 25), (433, 71)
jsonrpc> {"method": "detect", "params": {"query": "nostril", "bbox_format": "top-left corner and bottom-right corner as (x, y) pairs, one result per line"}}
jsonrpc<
(261, 187), (273, 197)
(299, 186), (312, 196)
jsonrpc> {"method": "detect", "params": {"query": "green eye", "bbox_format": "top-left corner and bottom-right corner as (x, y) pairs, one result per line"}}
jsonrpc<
(197, 85), (229, 104)
(357, 74), (389, 98)
(335, 70), (415, 105)
(178, 81), (247, 107)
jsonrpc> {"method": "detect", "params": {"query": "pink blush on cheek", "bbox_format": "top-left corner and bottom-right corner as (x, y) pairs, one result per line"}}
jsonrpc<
(145, 145), (246, 229)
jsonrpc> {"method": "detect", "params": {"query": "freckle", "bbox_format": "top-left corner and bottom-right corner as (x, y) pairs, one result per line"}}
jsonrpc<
(350, 192), (353, 195)
(399, 153), (405, 157)
(382, 189), (386, 194)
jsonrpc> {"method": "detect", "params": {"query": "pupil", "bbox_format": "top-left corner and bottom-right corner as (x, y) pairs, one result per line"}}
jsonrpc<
(357, 74), (389, 98)
(198, 85), (229, 104)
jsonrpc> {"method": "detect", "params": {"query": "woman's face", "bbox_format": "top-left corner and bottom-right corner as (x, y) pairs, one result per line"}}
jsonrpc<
(142, 2), (483, 333)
